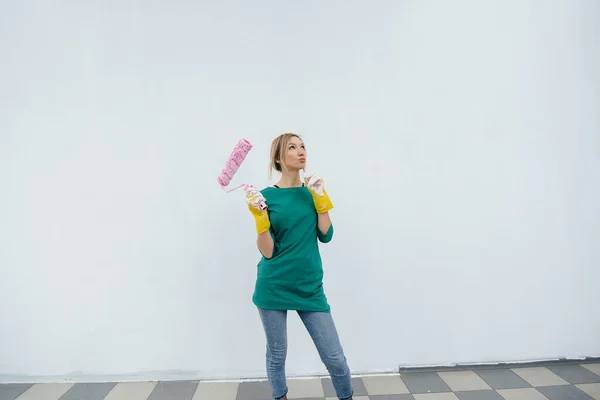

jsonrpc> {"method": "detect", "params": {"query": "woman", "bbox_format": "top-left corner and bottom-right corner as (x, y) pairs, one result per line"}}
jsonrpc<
(244, 133), (354, 400)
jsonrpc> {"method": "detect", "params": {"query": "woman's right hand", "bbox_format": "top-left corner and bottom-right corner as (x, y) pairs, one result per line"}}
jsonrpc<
(245, 188), (270, 234)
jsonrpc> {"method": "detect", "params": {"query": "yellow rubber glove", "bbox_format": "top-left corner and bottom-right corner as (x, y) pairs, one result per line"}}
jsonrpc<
(245, 187), (270, 234)
(304, 174), (334, 214)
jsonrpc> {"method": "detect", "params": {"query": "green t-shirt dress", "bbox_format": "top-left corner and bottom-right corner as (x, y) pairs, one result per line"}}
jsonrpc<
(252, 185), (334, 312)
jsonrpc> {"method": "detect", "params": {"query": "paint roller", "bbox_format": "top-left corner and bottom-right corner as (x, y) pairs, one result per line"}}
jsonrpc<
(217, 138), (267, 210)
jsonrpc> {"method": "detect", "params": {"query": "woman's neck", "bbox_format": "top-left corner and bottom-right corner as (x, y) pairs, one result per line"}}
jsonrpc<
(276, 172), (302, 188)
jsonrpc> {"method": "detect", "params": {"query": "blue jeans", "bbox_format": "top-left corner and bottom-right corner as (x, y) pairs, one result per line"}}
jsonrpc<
(258, 308), (353, 400)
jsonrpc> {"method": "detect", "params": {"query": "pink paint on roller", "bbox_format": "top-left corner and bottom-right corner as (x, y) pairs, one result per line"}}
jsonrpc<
(217, 138), (267, 210)
(217, 138), (253, 187)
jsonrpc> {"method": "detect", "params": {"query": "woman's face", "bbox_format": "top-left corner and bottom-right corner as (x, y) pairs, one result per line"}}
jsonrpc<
(280, 136), (306, 171)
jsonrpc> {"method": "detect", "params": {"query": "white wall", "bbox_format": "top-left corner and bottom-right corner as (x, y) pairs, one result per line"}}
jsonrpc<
(1, 0), (599, 383)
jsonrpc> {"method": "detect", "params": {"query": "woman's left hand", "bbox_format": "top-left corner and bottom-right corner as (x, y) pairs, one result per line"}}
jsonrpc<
(304, 174), (334, 213)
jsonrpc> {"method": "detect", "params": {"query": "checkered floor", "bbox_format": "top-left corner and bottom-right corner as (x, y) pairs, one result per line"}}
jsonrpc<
(1, 363), (599, 400)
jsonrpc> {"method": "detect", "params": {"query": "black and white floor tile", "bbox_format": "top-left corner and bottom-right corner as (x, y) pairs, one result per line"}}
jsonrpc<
(1, 362), (599, 400)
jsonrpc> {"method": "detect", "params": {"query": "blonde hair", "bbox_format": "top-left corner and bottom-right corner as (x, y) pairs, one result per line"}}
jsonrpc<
(269, 133), (303, 179)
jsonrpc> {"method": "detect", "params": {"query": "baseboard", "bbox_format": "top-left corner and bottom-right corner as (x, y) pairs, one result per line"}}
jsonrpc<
(3, 357), (599, 384)
(398, 356), (600, 373)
